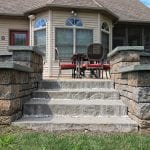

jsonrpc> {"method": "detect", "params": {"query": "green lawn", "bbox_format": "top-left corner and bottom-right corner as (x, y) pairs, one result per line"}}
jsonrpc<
(0, 126), (150, 150)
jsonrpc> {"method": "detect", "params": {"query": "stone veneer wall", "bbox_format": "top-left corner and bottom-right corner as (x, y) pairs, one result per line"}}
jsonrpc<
(0, 46), (43, 124)
(108, 46), (150, 132)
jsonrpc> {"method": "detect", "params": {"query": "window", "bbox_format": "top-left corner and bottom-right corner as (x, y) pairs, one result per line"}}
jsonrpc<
(55, 28), (93, 59)
(66, 17), (83, 26)
(34, 29), (46, 53)
(34, 18), (47, 29)
(56, 28), (73, 59)
(55, 17), (93, 59)
(113, 25), (144, 49)
(102, 22), (109, 32)
(76, 29), (93, 53)
(101, 22), (110, 58)
(144, 28), (150, 49)
(34, 18), (47, 54)
(128, 28), (142, 46)
(113, 27), (126, 49)
(102, 32), (109, 59)
(10, 30), (29, 46)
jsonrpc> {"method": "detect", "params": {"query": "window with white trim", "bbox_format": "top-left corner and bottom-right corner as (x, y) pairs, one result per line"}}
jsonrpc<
(101, 22), (110, 59)
(55, 17), (93, 59)
(34, 18), (47, 54)
(66, 17), (83, 26)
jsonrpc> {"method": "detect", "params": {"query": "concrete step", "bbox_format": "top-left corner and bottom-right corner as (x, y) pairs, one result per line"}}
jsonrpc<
(12, 116), (138, 133)
(40, 79), (114, 89)
(24, 99), (127, 117)
(32, 89), (120, 100)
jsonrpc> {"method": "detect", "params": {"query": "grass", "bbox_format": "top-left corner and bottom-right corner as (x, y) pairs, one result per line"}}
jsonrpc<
(0, 126), (150, 150)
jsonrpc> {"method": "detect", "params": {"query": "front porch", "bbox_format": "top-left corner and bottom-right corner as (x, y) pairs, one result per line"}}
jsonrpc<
(0, 46), (150, 133)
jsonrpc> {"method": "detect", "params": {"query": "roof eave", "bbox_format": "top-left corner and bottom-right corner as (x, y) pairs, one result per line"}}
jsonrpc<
(25, 4), (118, 21)
(118, 20), (150, 24)
(0, 13), (27, 18)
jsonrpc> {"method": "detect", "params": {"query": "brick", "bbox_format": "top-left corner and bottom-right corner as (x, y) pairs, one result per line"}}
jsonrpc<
(0, 99), (22, 115)
(128, 100), (150, 120)
(0, 111), (22, 125)
(0, 84), (20, 99)
(129, 112), (150, 129)
(128, 71), (150, 87)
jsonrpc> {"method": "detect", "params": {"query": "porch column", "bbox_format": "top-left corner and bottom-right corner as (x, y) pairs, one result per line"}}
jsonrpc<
(28, 15), (36, 46)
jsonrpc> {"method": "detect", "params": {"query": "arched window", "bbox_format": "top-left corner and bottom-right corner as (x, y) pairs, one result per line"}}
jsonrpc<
(101, 22), (109, 32)
(34, 18), (47, 55)
(66, 17), (83, 27)
(101, 22), (110, 59)
(34, 18), (47, 29)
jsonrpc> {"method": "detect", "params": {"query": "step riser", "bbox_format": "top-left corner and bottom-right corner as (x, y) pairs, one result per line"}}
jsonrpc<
(40, 81), (114, 89)
(12, 123), (138, 133)
(32, 92), (119, 100)
(23, 104), (127, 117)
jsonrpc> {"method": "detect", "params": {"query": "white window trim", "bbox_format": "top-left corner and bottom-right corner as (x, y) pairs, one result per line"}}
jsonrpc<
(101, 29), (110, 34)
(34, 27), (46, 31)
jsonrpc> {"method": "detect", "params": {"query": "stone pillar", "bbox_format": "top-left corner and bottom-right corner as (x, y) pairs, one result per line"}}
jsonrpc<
(0, 46), (44, 124)
(108, 46), (150, 132)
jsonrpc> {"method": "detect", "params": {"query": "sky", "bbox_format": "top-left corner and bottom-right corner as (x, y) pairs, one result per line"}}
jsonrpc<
(140, 0), (150, 7)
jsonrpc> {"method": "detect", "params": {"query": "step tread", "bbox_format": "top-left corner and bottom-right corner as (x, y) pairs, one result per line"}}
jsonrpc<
(43, 79), (113, 82)
(26, 99), (126, 106)
(13, 116), (137, 125)
(34, 88), (118, 92)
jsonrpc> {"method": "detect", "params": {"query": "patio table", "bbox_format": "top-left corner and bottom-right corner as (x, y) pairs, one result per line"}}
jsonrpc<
(72, 53), (88, 78)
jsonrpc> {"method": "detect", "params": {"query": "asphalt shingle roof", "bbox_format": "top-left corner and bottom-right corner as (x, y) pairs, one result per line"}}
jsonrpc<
(0, 0), (49, 16)
(50, 0), (103, 8)
(0, 0), (150, 22)
(96, 0), (150, 22)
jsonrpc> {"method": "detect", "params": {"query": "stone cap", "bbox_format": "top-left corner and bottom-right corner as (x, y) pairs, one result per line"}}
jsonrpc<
(0, 62), (32, 72)
(108, 46), (144, 58)
(0, 51), (12, 56)
(8, 46), (45, 56)
(140, 52), (150, 57)
(119, 64), (150, 73)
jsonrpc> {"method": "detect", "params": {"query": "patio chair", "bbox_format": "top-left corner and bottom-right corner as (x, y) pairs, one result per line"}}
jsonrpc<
(83, 43), (111, 78)
(84, 43), (104, 78)
(55, 48), (76, 78)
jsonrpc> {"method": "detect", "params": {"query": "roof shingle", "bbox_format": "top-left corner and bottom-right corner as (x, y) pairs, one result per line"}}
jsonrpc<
(50, 0), (102, 8)
(97, 0), (150, 22)
(0, 0), (150, 22)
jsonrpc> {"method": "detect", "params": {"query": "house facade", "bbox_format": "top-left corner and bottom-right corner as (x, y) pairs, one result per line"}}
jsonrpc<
(0, 0), (150, 78)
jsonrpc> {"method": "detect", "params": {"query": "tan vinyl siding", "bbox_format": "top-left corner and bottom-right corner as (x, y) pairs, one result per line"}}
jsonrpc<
(0, 18), (29, 52)
(50, 10), (100, 77)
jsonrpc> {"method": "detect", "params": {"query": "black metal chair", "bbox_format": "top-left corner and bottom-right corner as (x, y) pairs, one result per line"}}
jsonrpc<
(83, 43), (104, 78)
(83, 43), (111, 79)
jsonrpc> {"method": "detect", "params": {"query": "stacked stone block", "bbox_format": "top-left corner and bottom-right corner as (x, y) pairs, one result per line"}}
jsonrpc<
(108, 46), (150, 131)
(0, 46), (43, 124)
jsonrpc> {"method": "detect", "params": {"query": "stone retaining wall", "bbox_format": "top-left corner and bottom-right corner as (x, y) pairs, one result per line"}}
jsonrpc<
(108, 46), (150, 132)
(0, 46), (43, 124)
